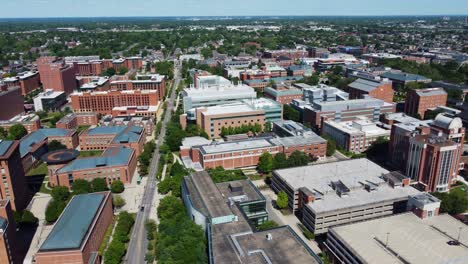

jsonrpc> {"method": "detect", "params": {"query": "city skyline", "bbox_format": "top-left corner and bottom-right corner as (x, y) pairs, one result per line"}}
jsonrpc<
(1, 0), (467, 18)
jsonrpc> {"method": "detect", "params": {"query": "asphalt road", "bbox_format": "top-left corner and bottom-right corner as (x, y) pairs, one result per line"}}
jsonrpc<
(125, 61), (181, 264)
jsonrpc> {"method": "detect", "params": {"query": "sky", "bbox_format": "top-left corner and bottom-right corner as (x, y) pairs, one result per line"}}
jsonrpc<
(1, 0), (468, 18)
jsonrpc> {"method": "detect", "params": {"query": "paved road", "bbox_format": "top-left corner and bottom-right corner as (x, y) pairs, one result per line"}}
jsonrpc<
(125, 60), (181, 264)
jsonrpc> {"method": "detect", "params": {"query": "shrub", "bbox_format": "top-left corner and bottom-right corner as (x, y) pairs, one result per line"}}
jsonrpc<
(45, 200), (66, 223)
(111, 180), (125, 193)
(112, 195), (126, 208)
(91, 178), (108, 192)
(276, 191), (288, 209)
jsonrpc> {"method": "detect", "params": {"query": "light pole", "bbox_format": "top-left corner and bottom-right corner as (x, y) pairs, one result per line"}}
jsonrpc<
(385, 232), (390, 247)
(457, 226), (463, 242)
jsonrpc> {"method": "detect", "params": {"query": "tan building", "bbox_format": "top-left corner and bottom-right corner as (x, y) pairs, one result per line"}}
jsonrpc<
(404, 88), (447, 119)
(34, 192), (113, 264)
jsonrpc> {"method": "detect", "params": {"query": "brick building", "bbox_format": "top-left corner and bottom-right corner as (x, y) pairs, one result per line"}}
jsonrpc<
(347, 77), (394, 103)
(56, 113), (99, 130)
(0, 114), (41, 134)
(36, 57), (77, 95)
(263, 49), (308, 59)
(0, 140), (29, 211)
(0, 87), (24, 121)
(72, 56), (143, 76)
(2, 71), (41, 95)
(0, 200), (18, 264)
(79, 126), (145, 154)
(404, 88), (447, 119)
(110, 74), (166, 99)
(78, 77), (110, 92)
(70, 90), (160, 115)
(100, 115), (155, 136)
(264, 85), (303, 104)
(34, 192), (113, 264)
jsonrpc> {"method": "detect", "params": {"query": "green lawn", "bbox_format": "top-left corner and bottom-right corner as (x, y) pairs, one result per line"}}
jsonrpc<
(79, 150), (103, 157)
(26, 162), (48, 177)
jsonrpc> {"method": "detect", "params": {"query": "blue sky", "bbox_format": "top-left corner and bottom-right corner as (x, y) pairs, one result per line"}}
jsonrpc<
(1, 0), (468, 18)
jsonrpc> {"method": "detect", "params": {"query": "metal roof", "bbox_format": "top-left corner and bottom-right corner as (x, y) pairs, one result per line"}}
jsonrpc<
(20, 129), (73, 158)
(348, 78), (383, 92)
(0, 140), (13, 156)
(39, 193), (106, 251)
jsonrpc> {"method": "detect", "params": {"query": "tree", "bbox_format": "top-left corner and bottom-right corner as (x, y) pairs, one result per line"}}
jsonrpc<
(326, 138), (336, 157)
(283, 104), (300, 122)
(91, 178), (108, 192)
(257, 220), (279, 231)
(273, 153), (288, 169)
(51, 186), (70, 202)
(21, 210), (38, 225)
(111, 180), (125, 193)
(276, 191), (289, 209)
(287, 151), (310, 167)
(8, 124), (27, 140)
(157, 196), (185, 220)
(0, 127), (6, 139)
(433, 188), (468, 215)
(45, 200), (66, 223)
(72, 179), (91, 194)
(118, 67), (128, 75)
(113, 195), (126, 208)
(48, 140), (67, 152)
(104, 67), (116, 76)
(258, 152), (274, 173)
(264, 121), (272, 132)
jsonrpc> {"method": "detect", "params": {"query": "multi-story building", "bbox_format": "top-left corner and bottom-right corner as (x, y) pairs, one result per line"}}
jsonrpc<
(264, 85), (303, 104)
(180, 133), (327, 170)
(19, 128), (79, 172)
(0, 113), (41, 134)
(404, 88), (447, 118)
(34, 192), (113, 264)
(286, 64), (313, 77)
(322, 117), (390, 153)
(79, 125), (145, 154)
(347, 77), (394, 103)
(33, 89), (67, 112)
(56, 113), (99, 130)
(271, 158), (421, 235)
(379, 112), (421, 128)
(263, 49), (308, 59)
(100, 115), (154, 136)
(2, 71), (41, 95)
(272, 120), (314, 137)
(326, 211), (468, 264)
(303, 97), (396, 130)
(46, 146), (137, 188)
(110, 73), (166, 99)
(70, 90), (160, 115)
(181, 81), (256, 114)
(0, 140), (29, 211)
(243, 76), (303, 90)
(405, 114), (465, 192)
(181, 171), (322, 264)
(69, 56), (143, 76)
(380, 71), (432, 88)
(194, 98), (282, 139)
(0, 200), (18, 264)
(78, 76), (110, 92)
(36, 56), (77, 95)
(307, 47), (330, 58)
(0, 87), (24, 121)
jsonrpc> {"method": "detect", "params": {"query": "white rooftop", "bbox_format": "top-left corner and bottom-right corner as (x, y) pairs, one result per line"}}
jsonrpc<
(181, 136), (212, 149)
(325, 118), (390, 137)
(200, 102), (258, 116)
(330, 213), (468, 264)
(200, 138), (275, 154)
(35, 89), (64, 99)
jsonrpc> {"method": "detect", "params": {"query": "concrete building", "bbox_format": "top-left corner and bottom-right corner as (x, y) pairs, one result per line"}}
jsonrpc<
(0, 200), (18, 264)
(33, 89), (67, 112)
(264, 85), (303, 104)
(56, 113), (99, 130)
(70, 90), (160, 115)
(0, 140), (29, 211)
(19, 128), (79, 172)
(34, 192), (113, 264)
(303, 98), (396, 130)
(79, 125), (145, 154)
(0, 87), (24, 121)
(181, 81), (256, 115)
(347, 77), (394, 103)
(0, 113), (41, 134)
(110, 73), (166, 99)
(322, 117), (390, 153)
(36, 56), (77, 95)
(181, 133), (327, 170)
(379, 112), (421, 129)
(46, 146), (137, 188)
(243, 76), (303, 91)
(326, 212), (468, 264)
(404, 88), (448, 119)
(194, 98), (282, 139)
(271, 158), (421, 235)
(181, 171), (321, 264)
(272, 120), (314, 137)
(301, 84), (349, 104)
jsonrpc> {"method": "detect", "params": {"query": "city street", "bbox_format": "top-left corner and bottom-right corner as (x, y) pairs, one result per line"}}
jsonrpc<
(125, 60), (181, 264)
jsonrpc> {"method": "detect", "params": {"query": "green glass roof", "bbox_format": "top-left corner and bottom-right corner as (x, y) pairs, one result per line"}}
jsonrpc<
(39, 193), (105, 251)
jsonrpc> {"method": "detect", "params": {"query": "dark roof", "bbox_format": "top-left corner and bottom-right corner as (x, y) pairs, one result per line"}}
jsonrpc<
(20, 128), (73, 158)
(41, 149), (79, 165)
(0, 140), (14, 157)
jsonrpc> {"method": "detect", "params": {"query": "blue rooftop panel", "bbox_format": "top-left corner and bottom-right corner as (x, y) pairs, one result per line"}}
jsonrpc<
(39, 193), (105, 251)
(0, 140), (13, 156)
(19, 128), (72, 158)
(57, 146), (133, 173)
(86, 126), (126, 135)
(0, 217), (7, 231)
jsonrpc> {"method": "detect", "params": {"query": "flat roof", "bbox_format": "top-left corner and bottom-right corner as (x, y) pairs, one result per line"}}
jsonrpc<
(199, 138), (275, 155)
(269, 134), (326, 146)
(216, 180), (264, 203)
(381, 72), (431, 82)
(348, 78), (388, 92)
(181, 136), (212, 149)
(330, 213), (468, 264)
(0, 140), (14, 156)
(20, 128), (74, 158)
(39, 193), (106, 251)
(324, 119), (390, 137)
(201, 102), (258, 116)
(415, 87), (447, 97)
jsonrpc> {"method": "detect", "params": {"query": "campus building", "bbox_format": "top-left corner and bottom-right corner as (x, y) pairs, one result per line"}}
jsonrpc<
(0, 200), (18, 264)
(322, 117), (390, 153)
(326, 212), (468, 264)
(193, 98), (282, 139)
(404, 88), (448, 119)
(181, 171), (321, 264)
(347, 77), (394, 103)
(110, 73), (166, 99)
(243, 76), (303, 90)
(264, 84), (303, 104)
(272, 120), (314, 137)
(46, 146), (137, 188)
(36, 56), (77, 95)
(70, 90), (160, 115)
(70, 56), (143, 76)
(301, 84), (349, 103)
(263, 49), (308, 59)
(78, 76), (110, 92)
(79, 125), (145, 154)
(380, 71), (432, 88)
(180, 133), (327, 170)
(56, 113), (99, 130)
(100, 115), (155, 136)
(0, 140), (29, 211)
(271, 158), (421, 235)
(0, 113), (41, 134)
(33, 89), (67, 112)
(34, 192), (113, 264)
(2, 71), (41, 95)
(0, 87), (24, 121)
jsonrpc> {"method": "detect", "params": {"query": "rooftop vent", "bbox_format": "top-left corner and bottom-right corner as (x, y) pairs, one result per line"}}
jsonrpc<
(229, 182), (243, 193)
(331, 180), (350, 197)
